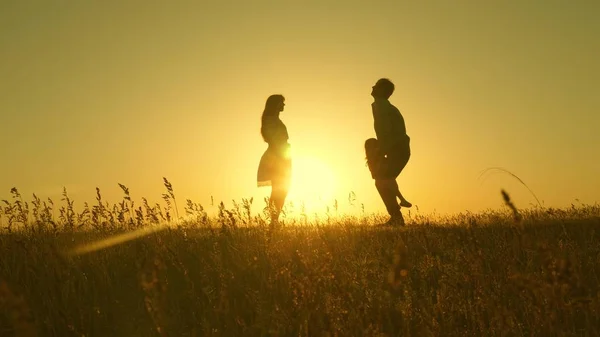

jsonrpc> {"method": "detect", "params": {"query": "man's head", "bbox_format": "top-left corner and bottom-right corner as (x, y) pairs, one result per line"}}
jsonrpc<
(371, 78), (395, 99)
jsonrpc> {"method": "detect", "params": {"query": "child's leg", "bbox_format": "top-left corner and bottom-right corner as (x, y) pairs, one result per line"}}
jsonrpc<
(397, 191), (412, 208)
(390, 179), (412, 208)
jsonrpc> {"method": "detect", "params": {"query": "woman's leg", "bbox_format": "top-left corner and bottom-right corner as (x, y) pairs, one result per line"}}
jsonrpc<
(269, 180), (289, 225)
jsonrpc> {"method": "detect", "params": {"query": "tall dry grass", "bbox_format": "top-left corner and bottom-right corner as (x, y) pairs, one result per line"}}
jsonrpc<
(1, 179), (599, 336)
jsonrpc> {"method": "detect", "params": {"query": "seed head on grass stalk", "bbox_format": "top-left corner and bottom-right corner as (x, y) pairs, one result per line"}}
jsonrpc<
(501, 189), (522, 223)
(162, 177), (180, 220)
(479, 167), (542, 208)
(2, 199), (15, 232)
(118, 183), (135, 225)
(60, 187), (75, 230)
(242, 197), (253, 225)
(10, 187), (30, 231)
(31, 194), (40, 224)
(91, 187), (107, 229)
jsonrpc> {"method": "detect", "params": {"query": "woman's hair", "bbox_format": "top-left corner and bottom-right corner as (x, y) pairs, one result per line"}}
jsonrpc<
(261, 94), (285, 142)
(364, 138), (380, 162)
(262, 94), (285, 119)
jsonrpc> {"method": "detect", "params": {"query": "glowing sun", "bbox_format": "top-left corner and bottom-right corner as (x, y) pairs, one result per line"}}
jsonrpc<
(288, 156), (337, 209)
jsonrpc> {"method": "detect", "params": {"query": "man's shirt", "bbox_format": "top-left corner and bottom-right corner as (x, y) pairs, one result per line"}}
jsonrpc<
(372, 98), (408, 153)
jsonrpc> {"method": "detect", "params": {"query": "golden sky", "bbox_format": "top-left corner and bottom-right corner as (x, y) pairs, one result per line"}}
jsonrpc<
(1, 1), (598, 217)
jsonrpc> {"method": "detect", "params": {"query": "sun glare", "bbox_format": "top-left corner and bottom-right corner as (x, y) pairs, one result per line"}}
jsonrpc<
(287, 156), (337, 213)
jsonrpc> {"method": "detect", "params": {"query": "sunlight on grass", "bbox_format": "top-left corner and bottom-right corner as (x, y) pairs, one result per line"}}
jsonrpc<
(1, 180), (599, 336)
(67, 223), (169, 256)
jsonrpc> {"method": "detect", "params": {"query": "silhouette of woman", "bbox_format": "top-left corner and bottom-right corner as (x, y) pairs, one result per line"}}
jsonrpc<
(257, 94), (291, 226)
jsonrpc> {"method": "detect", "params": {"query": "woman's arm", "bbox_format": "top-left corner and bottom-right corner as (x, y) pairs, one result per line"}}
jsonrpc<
(262, 118), (289, 146)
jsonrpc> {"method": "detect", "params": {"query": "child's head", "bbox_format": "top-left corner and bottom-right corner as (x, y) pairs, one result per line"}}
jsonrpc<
(364, 138), (380, 162)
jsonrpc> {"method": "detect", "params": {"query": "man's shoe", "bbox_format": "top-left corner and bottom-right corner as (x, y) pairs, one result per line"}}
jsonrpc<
(383, 215), (405, 227)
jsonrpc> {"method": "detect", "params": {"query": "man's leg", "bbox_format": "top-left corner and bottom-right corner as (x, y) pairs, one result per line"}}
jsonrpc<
(388, 143), (412, 208)
(375, 179), (404, 225)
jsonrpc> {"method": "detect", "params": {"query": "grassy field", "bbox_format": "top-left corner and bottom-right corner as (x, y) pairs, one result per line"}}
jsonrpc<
(1, 182), (599, 336)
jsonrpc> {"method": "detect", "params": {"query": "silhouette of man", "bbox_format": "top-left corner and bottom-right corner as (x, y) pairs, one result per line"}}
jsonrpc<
(370, 78), (412, 225)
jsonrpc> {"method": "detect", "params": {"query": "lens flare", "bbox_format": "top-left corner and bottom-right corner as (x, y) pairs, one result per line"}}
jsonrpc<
(67, 223), (170, 256)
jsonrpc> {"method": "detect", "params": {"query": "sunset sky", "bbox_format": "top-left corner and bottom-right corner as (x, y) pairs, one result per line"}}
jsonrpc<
(1, 1), (598, 217)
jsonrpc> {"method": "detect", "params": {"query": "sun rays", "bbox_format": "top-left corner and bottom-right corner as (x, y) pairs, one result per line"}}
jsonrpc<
(287, 155), (338, 213)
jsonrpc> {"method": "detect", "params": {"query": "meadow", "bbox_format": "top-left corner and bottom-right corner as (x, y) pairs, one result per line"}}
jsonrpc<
(1, 179), (599, 336)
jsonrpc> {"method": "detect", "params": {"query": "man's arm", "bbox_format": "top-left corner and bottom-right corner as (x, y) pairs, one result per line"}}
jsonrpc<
(393, 105), (407, 136)
(373, 104), (394, 154)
